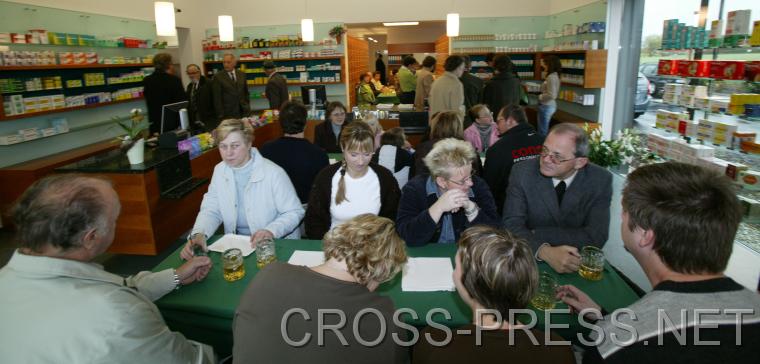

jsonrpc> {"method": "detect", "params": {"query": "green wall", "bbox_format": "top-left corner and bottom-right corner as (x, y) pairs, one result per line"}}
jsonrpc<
(0, 0), (157, 168)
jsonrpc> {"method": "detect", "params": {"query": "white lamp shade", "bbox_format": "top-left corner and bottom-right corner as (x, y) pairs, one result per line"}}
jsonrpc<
(301, 19), (314, 42)
(446, 13), (460, 37)
(154, 2), (176, 36)
(219, 15), (234, 42)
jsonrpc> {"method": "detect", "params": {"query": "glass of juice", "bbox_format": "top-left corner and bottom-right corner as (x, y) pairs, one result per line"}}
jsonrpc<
(255, 238), (277, 269)
(579, 246), (604, 281)
(531, 272), (561, 311)
(222, 248), (245, 282)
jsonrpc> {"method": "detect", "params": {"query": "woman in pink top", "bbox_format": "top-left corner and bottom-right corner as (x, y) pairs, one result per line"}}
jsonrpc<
(463, 104), (499, 153)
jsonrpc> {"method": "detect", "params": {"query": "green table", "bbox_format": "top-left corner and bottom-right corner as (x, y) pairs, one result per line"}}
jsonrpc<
(154, 238), (639, 356)
(376, 95), (401, 104)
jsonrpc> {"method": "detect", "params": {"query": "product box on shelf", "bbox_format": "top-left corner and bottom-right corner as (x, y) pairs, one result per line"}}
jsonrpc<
(732, 132), (756, 150)
(738, 170), (760, 191)
(677, 60), (710, 77)
(0, 134), (23, 145)
(710, 61), (745, 80)
(739, 196), (760, 223)
(751, 20), (760, 46)
(708, 20), (724, 47)
(18, 127), (40, 141)
(745, 61), (760, 82)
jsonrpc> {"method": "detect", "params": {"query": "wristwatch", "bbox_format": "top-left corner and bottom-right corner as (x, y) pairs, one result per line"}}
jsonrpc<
(172, 269), (181, 290)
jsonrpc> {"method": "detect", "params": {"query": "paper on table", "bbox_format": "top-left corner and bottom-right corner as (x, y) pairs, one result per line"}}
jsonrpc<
(207, 234), (255, 257)
(288, 250), (325, 267)
(401, 257), (455, 292)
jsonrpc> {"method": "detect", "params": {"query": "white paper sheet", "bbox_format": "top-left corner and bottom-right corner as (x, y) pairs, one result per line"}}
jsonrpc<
(207, 234), (255, 257)
(287, 250), (325, 267)
(401, 257), (456, 292)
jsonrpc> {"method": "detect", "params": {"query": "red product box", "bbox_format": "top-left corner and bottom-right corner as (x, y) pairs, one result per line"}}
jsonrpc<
(710, 61), (746, 80)
(678, 60), (711, 77)
(657, 59), (678, 75)
(744, 61), (760, 82)
(678, 120), (688, 135)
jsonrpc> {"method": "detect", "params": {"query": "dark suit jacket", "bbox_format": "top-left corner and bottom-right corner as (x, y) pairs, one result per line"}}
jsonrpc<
(483, 72), (521, 119)
(265, 73), (289, 110)
(502, 158), (613, 252)
(185, 76), (216, 129)
(460, 72), (484, 111)
(313, 120), (348, 153)
(212, 69), (250, 120)
(143, 70), (186, 134)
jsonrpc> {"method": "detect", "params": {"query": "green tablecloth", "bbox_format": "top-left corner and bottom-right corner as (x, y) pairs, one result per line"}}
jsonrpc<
(376, 95), (401, 104)
(154, 238), (639, 356)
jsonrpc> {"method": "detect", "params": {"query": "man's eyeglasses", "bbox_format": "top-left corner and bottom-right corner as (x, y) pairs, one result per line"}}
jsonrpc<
(447, 171), (475, 186)
(540, 146), (576, 164)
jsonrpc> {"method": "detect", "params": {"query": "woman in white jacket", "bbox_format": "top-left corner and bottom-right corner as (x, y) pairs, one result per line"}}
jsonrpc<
(180, 119), (304, 260)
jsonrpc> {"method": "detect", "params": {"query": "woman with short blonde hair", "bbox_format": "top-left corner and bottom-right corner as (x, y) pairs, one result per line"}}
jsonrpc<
(397, 138), (499, 246)
(304, 122), (401, 239)
(233, 214), (409, 363)
(181, 119), (304, 260)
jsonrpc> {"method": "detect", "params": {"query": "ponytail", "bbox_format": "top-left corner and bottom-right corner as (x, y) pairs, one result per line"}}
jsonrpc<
(335, 161), (349, 205)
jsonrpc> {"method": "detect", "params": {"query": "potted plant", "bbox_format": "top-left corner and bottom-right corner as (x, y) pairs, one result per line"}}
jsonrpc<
(115, 108), (149, 165)
(329, 25), (346, 44)
(582, 124), (656, 172)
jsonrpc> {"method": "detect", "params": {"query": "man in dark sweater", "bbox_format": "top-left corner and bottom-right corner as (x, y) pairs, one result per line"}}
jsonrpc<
(459, 55), (484, 129)
(482, 105), (543, 215)
(143, 53), (186, 134)
(260, 101), (328, 204)
(263, 61), (289, 110)
(557, 162), (760, 364)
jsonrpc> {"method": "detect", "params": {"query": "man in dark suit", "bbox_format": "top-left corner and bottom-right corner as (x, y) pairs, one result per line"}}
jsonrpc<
(375, 52), (387, 85)
(212, 53), (250, 120)
(459, 55), (484, 128)
(263, 61), (289, 111)
(143, 53), (186, 134)
(185, 64), (216, 132)
(503, 123), (612, 274)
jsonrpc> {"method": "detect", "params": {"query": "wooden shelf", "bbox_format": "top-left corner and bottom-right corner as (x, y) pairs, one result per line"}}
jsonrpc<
(204, 56), (343, 64)
(0, 63), (153, 71)
(0, 97), (144, 121)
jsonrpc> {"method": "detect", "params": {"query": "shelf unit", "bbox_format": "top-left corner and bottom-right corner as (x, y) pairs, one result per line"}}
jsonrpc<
(0, 96), (143, 121)
(456, 50), (607, 88)
(202, 56), (344, 89)
(1, 63), (152, 121)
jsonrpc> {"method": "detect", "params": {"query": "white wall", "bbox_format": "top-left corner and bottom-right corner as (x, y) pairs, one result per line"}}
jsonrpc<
(549, 0), (602, 14)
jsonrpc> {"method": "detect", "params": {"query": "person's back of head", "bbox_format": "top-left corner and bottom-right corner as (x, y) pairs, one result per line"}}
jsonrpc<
(444, 55), (465, 73)
(323, 214), (408, 285)
(381, 127), (406, 148)
(456, 226), (538, 318)
(493, 54), (514, 75)
(422, 56), (437, 70)
(12, 175), (113, 256)
(403, 56), (417, 67)
(152, 53), (173, 73)
(279, 101), (308, 135)
(543, 55), (562, 75)
(362, 114), (382, 135)
(430, 111), (464, 140)
(622, 162), (742, 275)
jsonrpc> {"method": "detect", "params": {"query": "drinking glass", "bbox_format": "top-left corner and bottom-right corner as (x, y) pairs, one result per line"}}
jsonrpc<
(531, 272), (561, 310)
(222, 248), (245, 282)
(579, 246), (604, 281)
(255, 238), (277, 269)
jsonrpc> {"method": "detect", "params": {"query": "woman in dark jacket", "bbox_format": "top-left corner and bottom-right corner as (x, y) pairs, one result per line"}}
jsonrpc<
(482, 54), (521, 118)
(305, 121), (401, 239)
(314, 101), (349, 153)
(396, 138), (499, 246)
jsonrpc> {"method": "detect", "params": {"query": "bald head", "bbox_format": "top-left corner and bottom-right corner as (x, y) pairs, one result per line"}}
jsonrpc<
(13, 175), (119, 255)
(222, 53), (237, 72)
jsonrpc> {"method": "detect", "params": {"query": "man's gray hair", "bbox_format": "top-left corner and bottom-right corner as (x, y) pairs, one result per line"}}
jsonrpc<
(12, 175), (112, 253)
(549, 123), (590, 158)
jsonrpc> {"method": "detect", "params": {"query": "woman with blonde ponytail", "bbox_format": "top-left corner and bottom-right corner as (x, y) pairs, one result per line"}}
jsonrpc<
(304, 121), (401, 239)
